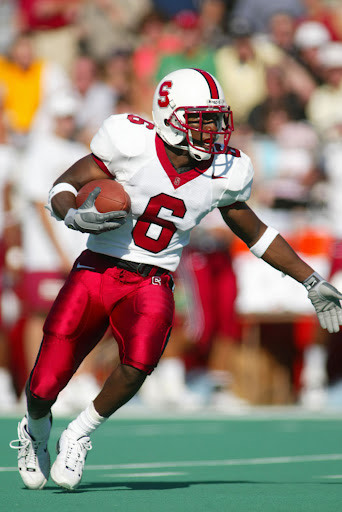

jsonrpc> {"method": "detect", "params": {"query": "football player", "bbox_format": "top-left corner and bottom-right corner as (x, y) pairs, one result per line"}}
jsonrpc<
(11, 68), (342, 491)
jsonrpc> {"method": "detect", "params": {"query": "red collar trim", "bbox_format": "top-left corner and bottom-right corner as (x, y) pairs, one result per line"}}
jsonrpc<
(155, 135), (213, 189)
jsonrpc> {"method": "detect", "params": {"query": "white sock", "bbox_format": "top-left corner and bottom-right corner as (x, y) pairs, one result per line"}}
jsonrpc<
(27, 412), (52, 441)
(67, 402), (107, 439)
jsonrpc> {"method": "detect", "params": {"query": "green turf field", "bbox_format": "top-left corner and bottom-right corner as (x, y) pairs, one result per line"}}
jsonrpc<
(1, 411), (342, 511)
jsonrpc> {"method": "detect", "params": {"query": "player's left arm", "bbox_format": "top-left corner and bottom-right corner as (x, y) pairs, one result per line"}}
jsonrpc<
(220, 201), (342, 333)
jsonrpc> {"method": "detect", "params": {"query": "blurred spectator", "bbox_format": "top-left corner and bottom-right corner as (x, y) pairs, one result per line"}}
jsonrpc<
(152, 0), (197, 18)
(31, 50), (119, 140)
(0, 1), (17, 54)
(19, 92), (87, 347)
(298, 0), (342, 41)
(321, 131), (342, 253)
(133, 10), (179, 83)
(306, 42), (342, 137)
(248, 65), (306, 133)
(17, 92), (102, 412)
(155, 10), (216, 83)
(215, 18), (284, 125)
(180, 210), (243, 409)
(267, 11), (298, 56)
(262, 17), (322, 106)
(230, 0), (306, 35)
(0, 99), (19, 411)
(250, 111), (321, 210)
(71, 55), (115, 146)
(104, 49), (133, 106)
(0, 32), (71, 149)
(111, 93), (138, 118)
(320, 125), (342, 406)
(293, 20), (331, 84)
(197, 0), (230, 49)
(132, 10), (182, 115)
(16, 0), (81, 73)
(77, 0), (151, 61)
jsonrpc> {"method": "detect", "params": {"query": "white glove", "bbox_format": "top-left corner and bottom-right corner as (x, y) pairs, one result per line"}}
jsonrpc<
(303, 272), (342, 333)
(64, 187), (127, 234)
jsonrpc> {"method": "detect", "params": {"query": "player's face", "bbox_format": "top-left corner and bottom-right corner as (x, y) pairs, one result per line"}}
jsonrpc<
(186, 112), (221, 151)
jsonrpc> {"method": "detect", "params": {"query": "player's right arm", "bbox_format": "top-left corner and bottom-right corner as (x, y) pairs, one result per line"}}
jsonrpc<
(51, 154), (110, 219)
(50, 114), (149, 234)
(49, 154), (127, 234)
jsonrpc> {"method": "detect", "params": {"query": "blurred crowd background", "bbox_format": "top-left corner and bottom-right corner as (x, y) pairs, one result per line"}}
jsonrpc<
(1, 0), (342, 415)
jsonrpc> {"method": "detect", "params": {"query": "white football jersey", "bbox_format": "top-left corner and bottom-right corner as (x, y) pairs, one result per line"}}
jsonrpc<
(89, 114), (254, 271)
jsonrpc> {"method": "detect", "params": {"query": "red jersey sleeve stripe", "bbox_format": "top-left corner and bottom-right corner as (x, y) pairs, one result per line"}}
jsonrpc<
(91, 153), (112, 177)
(193, 69), (219, 99)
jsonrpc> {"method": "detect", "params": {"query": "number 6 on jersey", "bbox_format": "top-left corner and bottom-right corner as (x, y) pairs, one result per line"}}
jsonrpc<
(133, 193), (186, 253)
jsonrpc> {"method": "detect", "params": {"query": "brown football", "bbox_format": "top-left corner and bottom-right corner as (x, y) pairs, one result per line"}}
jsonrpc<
(76, 179), (131, 213)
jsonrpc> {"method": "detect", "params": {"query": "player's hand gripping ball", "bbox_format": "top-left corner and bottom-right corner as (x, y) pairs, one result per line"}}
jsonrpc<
(76, 179), (131, 213)
(64, 179), (129, 234)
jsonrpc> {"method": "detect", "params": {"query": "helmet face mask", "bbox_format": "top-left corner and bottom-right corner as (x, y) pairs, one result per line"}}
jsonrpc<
(168, 105), (234, 159)
(152, 68), (234, 161)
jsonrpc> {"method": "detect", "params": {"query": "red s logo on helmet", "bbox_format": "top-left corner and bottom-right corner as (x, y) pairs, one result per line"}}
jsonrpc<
(158, 81), (172, 107)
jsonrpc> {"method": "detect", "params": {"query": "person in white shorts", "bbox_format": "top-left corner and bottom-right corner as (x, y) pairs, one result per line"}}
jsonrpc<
(18, 93), (98, 410)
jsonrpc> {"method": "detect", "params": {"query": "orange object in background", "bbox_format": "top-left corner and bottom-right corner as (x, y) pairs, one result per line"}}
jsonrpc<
(289, 227), (334, 257)
(230, 227), (334, 258)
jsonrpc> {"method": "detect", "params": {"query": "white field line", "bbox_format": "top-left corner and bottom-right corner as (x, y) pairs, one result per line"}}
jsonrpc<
(319, 474), (342, 479)
(86, 454), (342, 471)
(104, 472), (187, 478)
(2, 453), (342, 473)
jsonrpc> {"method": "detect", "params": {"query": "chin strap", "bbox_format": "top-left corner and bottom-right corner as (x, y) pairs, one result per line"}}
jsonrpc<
(187, 130), (212, 161)
(188, 146), (212, 161)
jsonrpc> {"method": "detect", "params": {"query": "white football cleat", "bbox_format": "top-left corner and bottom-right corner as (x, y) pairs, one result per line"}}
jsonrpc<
(50, 429), (92, 490)
(10, 416), (50, 490)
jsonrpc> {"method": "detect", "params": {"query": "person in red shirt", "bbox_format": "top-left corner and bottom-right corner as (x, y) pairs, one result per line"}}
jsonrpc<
(17, 0), (81, 72)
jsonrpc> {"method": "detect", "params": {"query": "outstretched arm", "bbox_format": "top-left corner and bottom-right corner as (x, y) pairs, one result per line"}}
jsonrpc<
(220, 202), (313, 282)
(220, 202), (342, 333)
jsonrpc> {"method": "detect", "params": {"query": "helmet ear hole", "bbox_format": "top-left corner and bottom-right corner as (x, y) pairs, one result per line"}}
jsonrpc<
(164, 120), (170, 127)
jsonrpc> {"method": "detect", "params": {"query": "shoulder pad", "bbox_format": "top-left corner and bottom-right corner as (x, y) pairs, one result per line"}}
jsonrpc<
(226, 146), (241, 157)
(212, 150), (253, 190)
(227, 151), (253, 192)
(92, 114), (155, 159)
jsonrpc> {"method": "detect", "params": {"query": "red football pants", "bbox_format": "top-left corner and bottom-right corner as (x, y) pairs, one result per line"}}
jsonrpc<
(30, 251), (174, 400)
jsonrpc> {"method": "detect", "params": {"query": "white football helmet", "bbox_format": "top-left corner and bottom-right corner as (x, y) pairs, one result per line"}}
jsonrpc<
(152, 68), (234, 161)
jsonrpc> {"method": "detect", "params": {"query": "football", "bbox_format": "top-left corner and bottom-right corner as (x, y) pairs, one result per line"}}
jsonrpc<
(76, 179), (131, 213)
